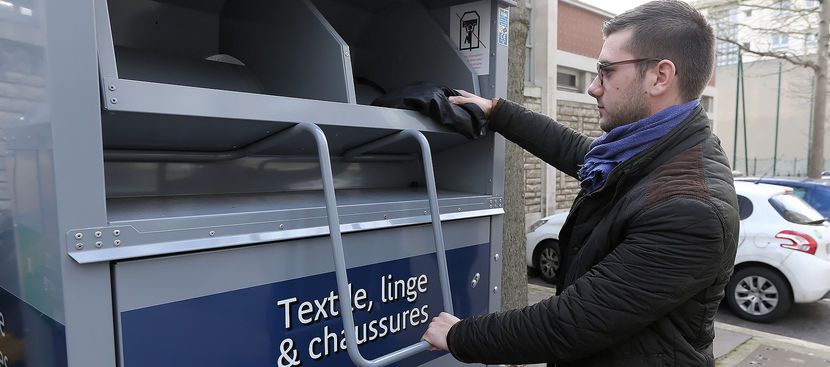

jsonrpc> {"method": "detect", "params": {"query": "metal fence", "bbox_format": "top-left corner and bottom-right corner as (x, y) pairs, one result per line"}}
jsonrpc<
(732, 157), (830, 177)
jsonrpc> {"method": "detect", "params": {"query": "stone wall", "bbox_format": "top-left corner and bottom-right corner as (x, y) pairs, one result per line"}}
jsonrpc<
(554, 100), (603, 210)
(520, 93), (602, 214)
(524, 150), (543, 214)
(522, 87), (543, 215)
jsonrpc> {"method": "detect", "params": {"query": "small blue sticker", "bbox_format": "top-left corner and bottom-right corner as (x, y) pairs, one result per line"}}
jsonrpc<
(498, 8), (509, 46)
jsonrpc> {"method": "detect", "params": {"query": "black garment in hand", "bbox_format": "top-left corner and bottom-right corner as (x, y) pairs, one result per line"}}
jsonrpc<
(371, 82), (487, 139)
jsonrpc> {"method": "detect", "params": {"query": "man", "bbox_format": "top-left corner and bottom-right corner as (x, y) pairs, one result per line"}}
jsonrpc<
(421, 1), (739, 366)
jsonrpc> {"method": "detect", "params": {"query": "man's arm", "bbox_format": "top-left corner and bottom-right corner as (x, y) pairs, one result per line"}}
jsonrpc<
(449, 92), (592, 178)
(435, 198), (726, 365)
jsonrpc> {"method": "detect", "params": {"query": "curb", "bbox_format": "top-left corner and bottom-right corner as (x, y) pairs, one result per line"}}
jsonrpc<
(714, 321), (830, 355)
(527, 283), (555, 294)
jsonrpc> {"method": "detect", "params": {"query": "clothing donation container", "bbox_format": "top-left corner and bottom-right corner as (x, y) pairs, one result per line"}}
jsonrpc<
(0, 0), (512, 366)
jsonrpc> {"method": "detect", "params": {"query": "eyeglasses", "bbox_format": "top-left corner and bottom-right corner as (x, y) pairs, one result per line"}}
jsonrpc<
(596, 58), (664, 86)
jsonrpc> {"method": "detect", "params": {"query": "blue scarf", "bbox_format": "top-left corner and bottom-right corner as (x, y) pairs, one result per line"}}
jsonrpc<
(577, 99), (700, 193)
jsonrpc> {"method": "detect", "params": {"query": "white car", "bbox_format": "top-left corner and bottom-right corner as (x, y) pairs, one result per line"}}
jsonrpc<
(728, 181), (830, 321)
(526, 181), (830, 322)
(526, 211), (569, 284)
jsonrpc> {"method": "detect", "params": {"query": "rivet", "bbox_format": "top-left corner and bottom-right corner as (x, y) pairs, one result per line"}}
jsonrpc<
(424, 211), (428, 215)
(457, 208), (462, 212)
(110, 97), (118, 104)
(493, 286), (499, 294)
(95, 241), (103, 248)
(494, 254), (500, 261)
(94, 231), (102, 238)
(471, 273), (481, 288)
(344, 50), (350, 57)
(108, 84), (116, 91)
(75, 243), (84, 250)
(113, 229), (121, 236)
(279, 224), (285, 230)
(383, 215), (388, 220)
(74, 233), (83, 240)
(114, 239), (121, 246)
(209, 231), (215, 237)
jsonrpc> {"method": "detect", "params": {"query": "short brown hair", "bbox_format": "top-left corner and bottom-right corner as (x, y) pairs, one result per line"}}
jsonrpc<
(602, 0), (714, 100)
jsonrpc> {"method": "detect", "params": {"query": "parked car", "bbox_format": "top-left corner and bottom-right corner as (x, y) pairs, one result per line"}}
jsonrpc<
(735, 177), (830, 217)
(526, 211), (569, 284)
(525, 181), (830, 322)
(729, 181), (830, 321)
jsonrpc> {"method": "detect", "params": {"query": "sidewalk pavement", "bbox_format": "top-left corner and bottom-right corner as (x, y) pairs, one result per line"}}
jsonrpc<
(526, 283), (830, 367)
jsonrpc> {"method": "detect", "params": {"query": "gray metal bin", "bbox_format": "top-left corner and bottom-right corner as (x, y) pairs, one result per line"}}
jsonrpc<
(0, 0), (511, 366)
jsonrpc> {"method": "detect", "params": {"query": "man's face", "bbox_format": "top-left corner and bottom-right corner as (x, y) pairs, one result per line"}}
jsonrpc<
(588, 29), (652, 132)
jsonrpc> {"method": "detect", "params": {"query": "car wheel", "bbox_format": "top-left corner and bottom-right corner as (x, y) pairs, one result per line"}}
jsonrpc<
(726, 266), (792, 323)
(533, 240), (561, 284)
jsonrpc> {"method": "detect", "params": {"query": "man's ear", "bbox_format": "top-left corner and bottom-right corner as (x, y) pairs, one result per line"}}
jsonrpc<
(648, 59), (677, 97)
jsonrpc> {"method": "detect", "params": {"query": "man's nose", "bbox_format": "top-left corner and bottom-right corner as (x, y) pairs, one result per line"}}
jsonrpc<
(587, 74), (602, 98)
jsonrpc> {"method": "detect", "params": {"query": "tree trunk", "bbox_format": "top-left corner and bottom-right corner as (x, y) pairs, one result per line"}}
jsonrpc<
(808, 0), (828, 178)
(501, 0), (529, 313)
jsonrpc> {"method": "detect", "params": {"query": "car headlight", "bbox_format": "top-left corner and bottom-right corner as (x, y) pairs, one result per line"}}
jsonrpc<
(528, 219), (548, 233)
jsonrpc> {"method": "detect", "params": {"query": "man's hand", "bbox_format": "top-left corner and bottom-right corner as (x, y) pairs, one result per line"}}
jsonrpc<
(421, 312), (461, 351)
(448, 90), (498, 118)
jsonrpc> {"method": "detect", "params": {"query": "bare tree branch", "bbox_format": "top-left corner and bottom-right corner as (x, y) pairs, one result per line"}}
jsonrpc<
(731, 0), (819, 15)
(716, 36), (819, 70)
(698, 0), (828, 178)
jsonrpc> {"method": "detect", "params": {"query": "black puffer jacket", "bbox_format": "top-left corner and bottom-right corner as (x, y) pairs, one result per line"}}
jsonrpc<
(446, 100), (739, 367)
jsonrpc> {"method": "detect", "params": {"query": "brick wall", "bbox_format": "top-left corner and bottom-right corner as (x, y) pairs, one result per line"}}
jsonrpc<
(558, 2), (609, 59)
(554, 100), (603, 210)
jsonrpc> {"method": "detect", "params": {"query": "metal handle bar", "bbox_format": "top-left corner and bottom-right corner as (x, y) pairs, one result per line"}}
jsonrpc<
(334, 129), (453, 367)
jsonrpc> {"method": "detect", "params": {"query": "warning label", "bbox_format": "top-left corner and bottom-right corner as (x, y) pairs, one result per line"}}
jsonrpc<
(450, 1), (491, 76)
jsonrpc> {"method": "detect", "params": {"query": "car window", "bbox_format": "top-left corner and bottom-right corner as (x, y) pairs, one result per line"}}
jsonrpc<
(737, 195), (753, 220)
(790, 186), (808, 200)
(768, 193), (825, 225)
(807, 187), (830, 214)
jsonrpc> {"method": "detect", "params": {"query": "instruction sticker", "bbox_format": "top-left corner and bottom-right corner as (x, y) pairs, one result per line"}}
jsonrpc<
(450, 1), (491, 75)
(498, 8), (509, 46)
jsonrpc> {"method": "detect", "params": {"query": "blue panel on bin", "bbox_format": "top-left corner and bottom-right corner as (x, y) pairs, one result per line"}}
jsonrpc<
(0, 286), (68, 367)
(120, 243), (490, 367)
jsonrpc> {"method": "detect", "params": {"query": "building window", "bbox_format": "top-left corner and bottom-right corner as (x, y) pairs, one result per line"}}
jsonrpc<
(716, 41), (738, 66)
(778, 0), (792, 15)
(557, 70), (579, 92)
(806, 32), (817, 46)
(585, 72), (597, 90)
(555, 68), (594, 93)
(524, 0), (534, 84)
(701, 96), (714, 114)
(711, 7), (739, 66)
(771, 33), (789, 49)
